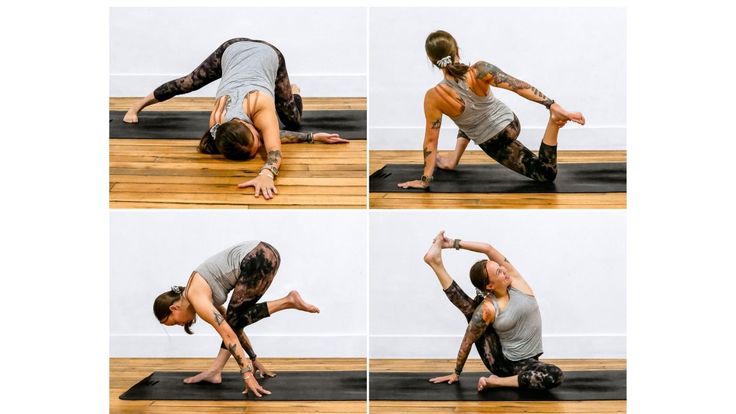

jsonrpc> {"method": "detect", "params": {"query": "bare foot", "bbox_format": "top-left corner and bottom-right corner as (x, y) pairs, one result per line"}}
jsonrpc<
(477, 375), (501, 391)
(436, 154), (455, 170)
(287, 290), (320, 313)
(477, 376), (489, 391)
(123, 109), (139, 124)
(184, 370), (222, 384)
(423, 233), (444, 265)
(550, 111), (568, 128)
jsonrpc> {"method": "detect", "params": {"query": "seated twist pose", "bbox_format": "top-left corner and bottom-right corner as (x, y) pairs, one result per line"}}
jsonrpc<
(153, 241), (320, 397)
(124, 38), (348, 199)
(399, 30), (586, 189)
(423, 231), (563, 391)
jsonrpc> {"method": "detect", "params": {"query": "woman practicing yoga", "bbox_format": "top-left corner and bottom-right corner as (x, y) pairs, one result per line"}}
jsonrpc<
(153, 241), (320, 397)
(124, 38), (348, 199)
(423, 231), (563, 391)
(399, 30), (586, 189)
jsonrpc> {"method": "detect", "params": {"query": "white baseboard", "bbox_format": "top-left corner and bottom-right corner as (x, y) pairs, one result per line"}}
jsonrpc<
(109, 73), (367, 98)
(110, 334), (366, 358)
(370, 334), (626, 359)
(369, 126), (626, 151)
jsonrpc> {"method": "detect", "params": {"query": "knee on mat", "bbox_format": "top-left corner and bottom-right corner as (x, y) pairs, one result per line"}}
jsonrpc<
(534, 168), (557, 183)
(519, 366), (564, 390)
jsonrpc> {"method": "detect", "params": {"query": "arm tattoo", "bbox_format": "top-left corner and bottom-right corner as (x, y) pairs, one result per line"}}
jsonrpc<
(475, 61), (552, 107)
(423, 146), (432, 162)
(455, 304), (490, 375)
(431, 119), (442, 129)
(213, 311), (224, 326)
(266, 150), (282, 166)
(227, 342), (246, 368)
(263, 149), (282, 175)
(280, 130), (312, 143)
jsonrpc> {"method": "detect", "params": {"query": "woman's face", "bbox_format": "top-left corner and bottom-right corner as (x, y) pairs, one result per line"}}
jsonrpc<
(234, 119), (261, 157)
(162, 300), (196, 327)
(485, 260), (511, 291)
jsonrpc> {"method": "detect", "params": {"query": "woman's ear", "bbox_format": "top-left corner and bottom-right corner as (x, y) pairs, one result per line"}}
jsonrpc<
(169, 303), (179, 312)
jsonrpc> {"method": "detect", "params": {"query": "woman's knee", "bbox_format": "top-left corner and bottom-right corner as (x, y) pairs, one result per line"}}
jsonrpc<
(534, 167), (557, 183)
(519, 364), (564, 390)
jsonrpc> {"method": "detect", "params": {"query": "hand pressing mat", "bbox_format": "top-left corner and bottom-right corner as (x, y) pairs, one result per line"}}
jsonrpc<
(369, 163), (626, 193)
(119, 371), (366, 401)
(109, 110), (366, 139)
(369, 370), (626, 401)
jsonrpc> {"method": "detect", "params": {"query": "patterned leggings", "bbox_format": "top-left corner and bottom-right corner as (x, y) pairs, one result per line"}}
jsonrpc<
(152, 38), (303, 129)
(444, 281), (564, 390)
(467, 114), (558, 183)
(218, 242), (281, 355)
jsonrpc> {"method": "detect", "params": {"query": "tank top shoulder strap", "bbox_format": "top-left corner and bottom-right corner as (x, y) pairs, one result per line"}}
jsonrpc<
(488, 294), (501, 316)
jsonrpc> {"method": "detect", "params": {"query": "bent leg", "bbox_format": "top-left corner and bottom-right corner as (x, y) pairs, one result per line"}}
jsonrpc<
(515, 358), (564, 390)
(443, 280), (480, 319)
(252, 41), (303, 128)
(478, 115), (558, 182)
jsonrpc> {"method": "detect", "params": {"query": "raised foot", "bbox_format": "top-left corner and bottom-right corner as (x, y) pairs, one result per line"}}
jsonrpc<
(123, 109), (139, 124)
(184, 370), (222, 384)
(287, 290), (320, 313)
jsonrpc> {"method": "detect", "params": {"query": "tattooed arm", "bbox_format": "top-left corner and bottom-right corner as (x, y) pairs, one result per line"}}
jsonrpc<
(279, 130), (349, 144)
(473, 61), (586, 126)
(473, 61), (554, 108)
(398, 89), (443, 189)
(430, 300), (495, 384)
(187, 294), (271, 397)
(237, 98), (282, 200)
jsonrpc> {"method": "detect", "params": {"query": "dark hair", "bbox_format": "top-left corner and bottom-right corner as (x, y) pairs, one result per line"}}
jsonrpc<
(425, 30), (470, 80)
(153, 286), (193, 334)
(214, 120), (256, 160)
(469, 259), (489, 292)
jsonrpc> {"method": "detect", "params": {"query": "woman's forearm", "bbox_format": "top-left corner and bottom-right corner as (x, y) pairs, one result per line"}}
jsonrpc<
(455, 240), (509, 267)
(279, 130), (313, 144)
(223, 335), (252, 372)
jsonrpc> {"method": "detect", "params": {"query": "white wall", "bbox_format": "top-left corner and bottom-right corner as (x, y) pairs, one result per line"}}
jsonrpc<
(369, 8), (626, 150)
(110, 210), (367, 358)
(110, 7), (367, 97)
(370, 210), (626, 359)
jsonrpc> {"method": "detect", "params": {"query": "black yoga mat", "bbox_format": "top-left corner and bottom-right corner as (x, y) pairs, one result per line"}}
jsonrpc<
(119, 371), (366, 401)
(369, 370), (626, 401)
(109, 110), (366, 139)
(369, 163), (626, 193)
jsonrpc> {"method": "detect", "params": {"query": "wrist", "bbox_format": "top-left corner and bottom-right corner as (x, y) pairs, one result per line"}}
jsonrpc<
(258, 170), (275, 180)
(453, 239), (462, 250)
(546, 100), (558, 110)
(421, 175), (434, 187)
(454, 368), (462, 376)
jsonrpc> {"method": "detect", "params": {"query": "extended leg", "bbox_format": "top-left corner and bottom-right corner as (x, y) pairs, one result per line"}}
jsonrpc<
(478, 115), (558, 182)
(123, 37), (248, 123)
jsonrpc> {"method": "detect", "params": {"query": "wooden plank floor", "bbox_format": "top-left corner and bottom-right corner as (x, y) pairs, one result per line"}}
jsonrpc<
(110, 97), (366, 209)
(369, 358), (626, 413)
(110, 357), (367, 413)
(370, 150), (627, 209)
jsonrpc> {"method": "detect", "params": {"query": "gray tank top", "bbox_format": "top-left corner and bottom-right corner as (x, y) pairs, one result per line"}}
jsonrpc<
(441, 77), (515, 145)
(215, 41), (278, 124)
(489, 287), (544, 361)
(194, 241), (260, 307)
